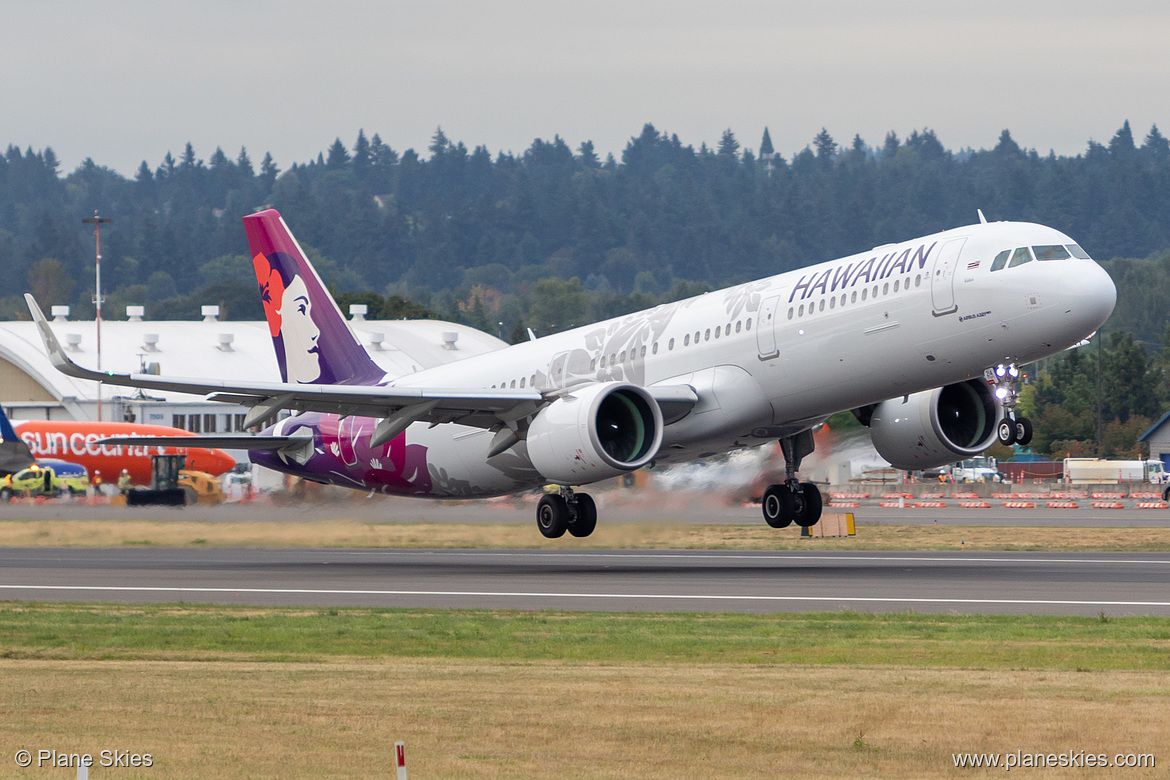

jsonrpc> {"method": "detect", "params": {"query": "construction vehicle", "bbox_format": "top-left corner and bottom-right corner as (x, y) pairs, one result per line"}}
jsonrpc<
(120, 454), (226, 507)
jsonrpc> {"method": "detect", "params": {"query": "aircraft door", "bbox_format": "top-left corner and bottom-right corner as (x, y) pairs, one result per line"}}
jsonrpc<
(930, 238), (967, 315)
(548, 351), (570, 389)
(756, 295), (781, 360)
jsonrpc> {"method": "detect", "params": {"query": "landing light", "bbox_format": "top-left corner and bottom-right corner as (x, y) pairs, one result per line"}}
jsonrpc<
(994, 388), (1009, 400)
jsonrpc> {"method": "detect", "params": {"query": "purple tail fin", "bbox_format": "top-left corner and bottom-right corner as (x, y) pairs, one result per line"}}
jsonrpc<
(244, 209), (385, 386)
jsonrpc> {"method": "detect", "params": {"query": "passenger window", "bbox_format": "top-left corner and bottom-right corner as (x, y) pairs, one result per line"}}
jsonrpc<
(851, 291), (857, 303)
(714, 327), (720, 339)
(1008, 247), (1033, 268)
(640, 345), (647, 357)
(590, 359), (596, 370)
(725, 324), (731, 336)
(695, 331), (700, 343)
(520, 377), (525, 388)
(610, 352), (616, 364)
(600, 356), (606, 368)
(1033, 245), (1071, 261)
(882, 283), (889, 295)
(668, 338), (675, 350)
(915, 274), (922, 287)
(736, 321), (742, 332)
(704, 329), (710, 341)
(1067, 244), (1091, 259)
(830, 297), (836, 309)
(531, 374), (536, 387)
(788, 308), (794, 320)
(798, 304), (804, 316)
(893, 280), (900, 293)
(510, 380), (516, 388)
(620, 350), (626, 362)
(746, 318), (752, 330)
(684, 334), (690, 346)
(652, 343), (658, 355)
(818, 300), (825, 312)
(861, 288), (868, 301)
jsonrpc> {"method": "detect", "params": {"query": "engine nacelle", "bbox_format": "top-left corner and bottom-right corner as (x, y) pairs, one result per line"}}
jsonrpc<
(867, 378), (999, 470)
(527, 382), (663, 484)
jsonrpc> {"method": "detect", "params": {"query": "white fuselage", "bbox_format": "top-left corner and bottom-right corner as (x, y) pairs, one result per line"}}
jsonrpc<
(265, 220), (1115, 497)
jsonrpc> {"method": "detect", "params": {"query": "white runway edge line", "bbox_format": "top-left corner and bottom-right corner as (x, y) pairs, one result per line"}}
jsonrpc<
(346, 551), (1170, 566)
(1, 585), (1169, 608)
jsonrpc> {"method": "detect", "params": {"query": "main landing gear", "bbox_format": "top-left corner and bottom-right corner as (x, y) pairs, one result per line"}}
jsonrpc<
(761, 431), (823, 530)
(989, 363), (1033, 446)
(536, 487), (597, 539)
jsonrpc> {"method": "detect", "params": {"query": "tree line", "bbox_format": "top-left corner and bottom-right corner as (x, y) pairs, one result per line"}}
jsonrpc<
(4, 121), (1170, 457)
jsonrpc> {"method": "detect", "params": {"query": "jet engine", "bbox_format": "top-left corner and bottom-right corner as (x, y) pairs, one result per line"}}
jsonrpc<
(526, 382), (663, 484)
(865, 378), (999, 470)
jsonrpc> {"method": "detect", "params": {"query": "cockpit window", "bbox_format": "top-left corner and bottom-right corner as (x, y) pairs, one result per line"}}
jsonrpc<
(1007, 247), (1034, 268)
(1033, 245), (1071, 261)
(1067, 244), (1091, 259)
(990, 250), (1010, 272)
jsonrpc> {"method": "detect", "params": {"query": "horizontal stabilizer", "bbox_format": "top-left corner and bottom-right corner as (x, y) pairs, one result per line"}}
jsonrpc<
(98, 429), (314, 452)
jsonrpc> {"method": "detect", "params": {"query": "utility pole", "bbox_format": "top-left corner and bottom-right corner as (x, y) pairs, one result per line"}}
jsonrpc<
(82, 211), (113, 422)
(1096, 331), (1103, 455)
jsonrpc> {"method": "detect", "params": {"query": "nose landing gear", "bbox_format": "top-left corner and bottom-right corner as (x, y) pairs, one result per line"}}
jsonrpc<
(989, 363), (1033, 446)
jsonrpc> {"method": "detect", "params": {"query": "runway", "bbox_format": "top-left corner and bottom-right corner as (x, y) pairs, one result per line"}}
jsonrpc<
(2, 547), (1168, 616)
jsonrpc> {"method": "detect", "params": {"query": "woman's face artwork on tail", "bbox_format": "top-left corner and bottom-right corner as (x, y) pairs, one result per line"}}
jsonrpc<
(277, 275), (321, 382)
(255, 253), (322, 383)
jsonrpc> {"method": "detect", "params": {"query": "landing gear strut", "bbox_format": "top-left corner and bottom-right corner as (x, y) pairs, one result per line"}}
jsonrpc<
(989, 363), (1033, 446)
(536, 487), (598, 539)
(761, 430), (823, 530)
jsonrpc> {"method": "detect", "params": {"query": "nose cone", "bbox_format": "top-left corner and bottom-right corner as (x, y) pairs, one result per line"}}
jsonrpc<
(1059, 261), (1116, 336)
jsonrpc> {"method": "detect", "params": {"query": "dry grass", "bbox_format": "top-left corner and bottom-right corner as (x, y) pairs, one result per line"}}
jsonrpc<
(1, 659), (1166, 778)
(1, 517), (1169, 551)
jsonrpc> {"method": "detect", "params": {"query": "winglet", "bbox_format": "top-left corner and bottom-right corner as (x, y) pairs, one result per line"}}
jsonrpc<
(24, 293), (105, 381)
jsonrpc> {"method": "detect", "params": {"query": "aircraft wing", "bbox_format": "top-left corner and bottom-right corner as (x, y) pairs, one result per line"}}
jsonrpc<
(26, 294), (698, 435)
(26, 293), (543, 431)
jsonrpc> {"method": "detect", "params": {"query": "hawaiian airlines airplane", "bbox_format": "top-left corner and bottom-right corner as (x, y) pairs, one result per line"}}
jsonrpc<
(25, 209), (1115, 537)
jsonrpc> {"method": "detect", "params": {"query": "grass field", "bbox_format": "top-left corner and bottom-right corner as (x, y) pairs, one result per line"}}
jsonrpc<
(1, 604), (1168, 777)
(2, 517), (1170, 551)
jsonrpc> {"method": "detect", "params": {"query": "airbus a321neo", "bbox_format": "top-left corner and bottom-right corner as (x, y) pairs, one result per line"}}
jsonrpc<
(25, 209), (1115, 537)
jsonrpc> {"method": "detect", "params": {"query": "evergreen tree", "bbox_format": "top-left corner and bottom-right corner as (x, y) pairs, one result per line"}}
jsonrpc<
(717, 128), (740, 157)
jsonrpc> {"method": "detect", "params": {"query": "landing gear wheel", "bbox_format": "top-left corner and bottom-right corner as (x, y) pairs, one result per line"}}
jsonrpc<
(568, 493), (597, 538)
(762, 485), (794, 529)
(536, 494), (569, 538)
(997, 418), (1017, 445)
(1014, 417), (1033, 447)
(794, 483), (823, 528)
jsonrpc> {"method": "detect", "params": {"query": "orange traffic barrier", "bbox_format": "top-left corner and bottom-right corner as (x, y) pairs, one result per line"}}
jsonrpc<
(1090, 501), (1125, 509)
(958, 501), (991, 508)
(1046, 501), (1079, 509)
(1002, 501), (1036, 508)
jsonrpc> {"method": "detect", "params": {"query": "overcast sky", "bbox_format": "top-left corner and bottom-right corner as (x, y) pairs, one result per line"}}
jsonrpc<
(4, 1), (1169, 177)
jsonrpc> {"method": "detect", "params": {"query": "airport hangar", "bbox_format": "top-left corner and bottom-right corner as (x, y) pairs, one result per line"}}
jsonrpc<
(0, 303), (503, 438)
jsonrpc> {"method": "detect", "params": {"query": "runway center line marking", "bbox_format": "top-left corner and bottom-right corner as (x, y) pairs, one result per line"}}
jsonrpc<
(0, 584), (1168, 608)
(330, 551), (1170, 566)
